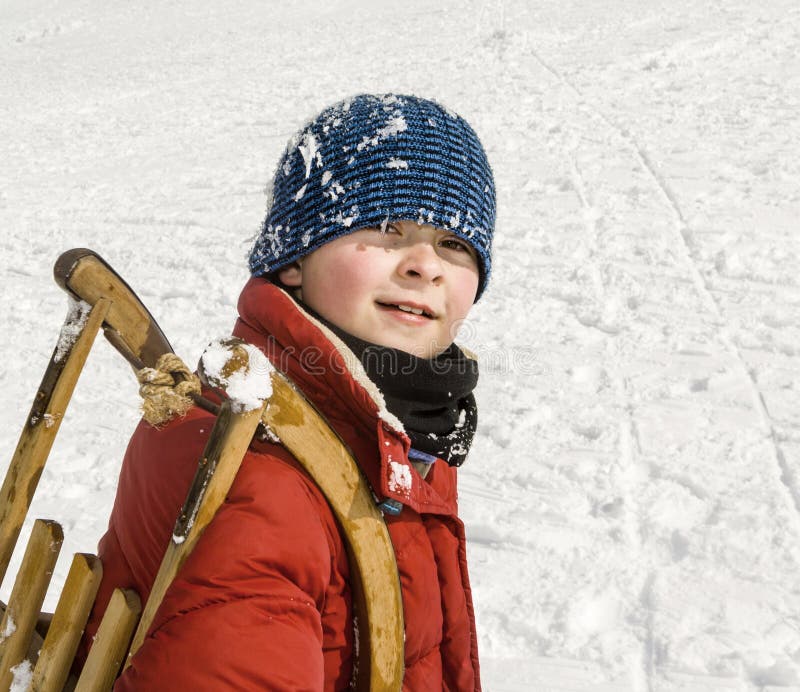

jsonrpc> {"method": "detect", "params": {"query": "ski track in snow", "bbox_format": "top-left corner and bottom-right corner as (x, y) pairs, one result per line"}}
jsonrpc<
(1, 1), (800, 690)
(459, 2), (800, 689)
(569, 145), (652, 692)
(523, 27), (800, 689)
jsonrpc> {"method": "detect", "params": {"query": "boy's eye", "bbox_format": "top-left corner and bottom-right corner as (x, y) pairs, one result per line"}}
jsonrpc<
(440, 237), (471, 253)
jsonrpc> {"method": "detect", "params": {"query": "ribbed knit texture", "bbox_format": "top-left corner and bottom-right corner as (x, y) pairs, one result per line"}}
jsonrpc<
(249, 94), (496, 298)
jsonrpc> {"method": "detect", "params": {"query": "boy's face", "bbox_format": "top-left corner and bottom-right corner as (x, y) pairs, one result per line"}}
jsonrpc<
(278, 220), (480, 358)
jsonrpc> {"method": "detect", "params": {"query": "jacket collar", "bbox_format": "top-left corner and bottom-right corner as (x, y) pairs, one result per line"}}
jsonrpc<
(232, 277), (459, 516)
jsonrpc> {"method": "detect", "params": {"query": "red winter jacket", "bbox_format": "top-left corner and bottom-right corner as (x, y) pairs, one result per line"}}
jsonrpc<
(81, 279), (481, 690)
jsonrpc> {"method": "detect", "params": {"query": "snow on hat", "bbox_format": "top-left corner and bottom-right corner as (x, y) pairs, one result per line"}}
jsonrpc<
(248, 93), (496, 298)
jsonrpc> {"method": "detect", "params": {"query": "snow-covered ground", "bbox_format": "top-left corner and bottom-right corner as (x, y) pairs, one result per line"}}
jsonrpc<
(2, 1), (799, 689)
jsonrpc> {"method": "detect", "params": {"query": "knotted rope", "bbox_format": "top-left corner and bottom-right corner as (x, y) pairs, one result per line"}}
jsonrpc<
(137, 353), (202, 426)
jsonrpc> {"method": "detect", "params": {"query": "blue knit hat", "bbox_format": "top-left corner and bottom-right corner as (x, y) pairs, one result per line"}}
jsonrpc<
(249, 93), (496, 298)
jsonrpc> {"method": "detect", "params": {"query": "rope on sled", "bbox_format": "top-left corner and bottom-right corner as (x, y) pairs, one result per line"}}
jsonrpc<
(137, 354), (202, 426)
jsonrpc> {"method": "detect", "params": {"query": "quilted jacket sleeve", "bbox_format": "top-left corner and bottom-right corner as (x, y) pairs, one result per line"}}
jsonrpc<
(114, 449), (352, 691)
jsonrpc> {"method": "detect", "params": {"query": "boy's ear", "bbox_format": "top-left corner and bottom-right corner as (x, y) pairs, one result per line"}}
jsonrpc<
(277, 261), (302, 287)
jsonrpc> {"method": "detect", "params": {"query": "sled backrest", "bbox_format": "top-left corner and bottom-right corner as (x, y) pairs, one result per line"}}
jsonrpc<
(0, 250), (268, 690)
(0, 249), (403, 691)
(0, 249), (178, 690)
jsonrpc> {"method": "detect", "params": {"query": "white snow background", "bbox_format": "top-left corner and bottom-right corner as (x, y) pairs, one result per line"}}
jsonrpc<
(1, 1), (799, 689)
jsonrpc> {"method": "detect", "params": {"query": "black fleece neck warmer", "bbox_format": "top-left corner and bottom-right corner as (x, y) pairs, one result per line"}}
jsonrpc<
(302, 302), (479, 467)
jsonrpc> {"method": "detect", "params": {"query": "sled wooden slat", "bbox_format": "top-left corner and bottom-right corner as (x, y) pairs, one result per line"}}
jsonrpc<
(76, 588), (140, 692)
(265, 372), (405, 691)
(0, 519), (64, 690)
(0, 298), (111, 586)
(125, 399), (267, 667)
(32, 553), (103, 692)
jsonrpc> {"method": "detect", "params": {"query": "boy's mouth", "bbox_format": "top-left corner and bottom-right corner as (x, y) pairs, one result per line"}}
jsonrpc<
(376, 301), (435, 319)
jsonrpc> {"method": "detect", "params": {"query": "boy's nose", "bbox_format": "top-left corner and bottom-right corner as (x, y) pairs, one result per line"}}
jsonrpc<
(397, 242), (444, 284)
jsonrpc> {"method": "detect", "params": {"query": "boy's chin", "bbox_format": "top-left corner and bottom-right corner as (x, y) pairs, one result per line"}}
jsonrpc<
(372, 335), (454, 360)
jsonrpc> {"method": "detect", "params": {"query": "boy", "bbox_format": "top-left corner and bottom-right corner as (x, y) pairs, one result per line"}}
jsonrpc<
(82, 93), (496, 690)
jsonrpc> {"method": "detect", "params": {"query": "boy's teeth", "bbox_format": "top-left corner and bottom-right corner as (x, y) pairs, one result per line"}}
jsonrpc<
(397, 305), (424, 315)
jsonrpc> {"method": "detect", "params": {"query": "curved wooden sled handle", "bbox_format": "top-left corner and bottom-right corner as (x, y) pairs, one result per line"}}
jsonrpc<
(54, 248), (174, 369)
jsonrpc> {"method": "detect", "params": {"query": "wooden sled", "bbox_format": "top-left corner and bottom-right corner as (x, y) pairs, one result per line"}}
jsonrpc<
(0, 249), (403, 691)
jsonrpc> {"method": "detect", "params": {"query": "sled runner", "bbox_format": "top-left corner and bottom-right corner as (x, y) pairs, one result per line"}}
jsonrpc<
(0, 249), (403, 691)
